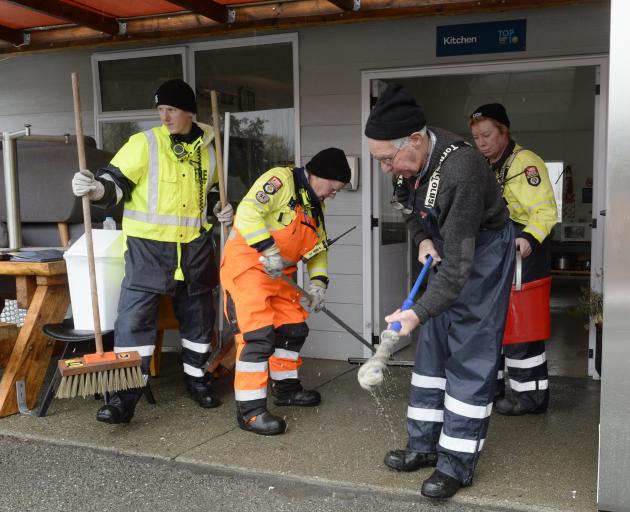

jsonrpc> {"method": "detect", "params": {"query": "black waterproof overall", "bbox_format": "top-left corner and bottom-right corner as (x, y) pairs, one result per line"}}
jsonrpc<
(403, 143), (515, 485)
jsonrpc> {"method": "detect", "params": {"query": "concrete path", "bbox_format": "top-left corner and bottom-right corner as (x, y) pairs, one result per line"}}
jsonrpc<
(0, 435), (525, 512)
(0, 354), (599, 511)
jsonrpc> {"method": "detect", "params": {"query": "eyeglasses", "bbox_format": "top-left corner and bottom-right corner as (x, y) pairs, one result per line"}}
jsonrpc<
(376, 145), (403, 167)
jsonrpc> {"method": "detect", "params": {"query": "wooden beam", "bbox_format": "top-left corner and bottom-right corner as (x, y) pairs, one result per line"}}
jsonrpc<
(327, 0), (359, 12)
(8, 0), (120, 35)
(0, 260), (67, 277)
(0, 323), (19, 369)
(15, 276), (36, 309)
(167, 0), (230, 23)
(0, 0), (607, 54)
(0, 24), (24, 46)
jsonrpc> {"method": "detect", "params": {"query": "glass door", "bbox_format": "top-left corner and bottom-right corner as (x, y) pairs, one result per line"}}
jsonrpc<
(370, 80), (412, 351)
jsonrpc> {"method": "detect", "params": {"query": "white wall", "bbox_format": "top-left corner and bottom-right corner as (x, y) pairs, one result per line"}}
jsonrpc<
(0, 51), (94, 136)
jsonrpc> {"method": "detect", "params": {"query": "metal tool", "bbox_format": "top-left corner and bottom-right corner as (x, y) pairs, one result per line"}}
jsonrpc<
(279, 274), (375, 353)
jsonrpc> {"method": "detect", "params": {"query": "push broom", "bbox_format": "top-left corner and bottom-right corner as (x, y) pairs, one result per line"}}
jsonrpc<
(358, 256), (433, 391)
(56, 72), (144, 399)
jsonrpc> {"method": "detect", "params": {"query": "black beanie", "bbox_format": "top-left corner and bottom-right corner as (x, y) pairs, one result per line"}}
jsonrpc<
(470, 103), (510, 128)
(364, 84), (426, 140)
(154, 79), (197, 114)
(306, 148), (351, 183)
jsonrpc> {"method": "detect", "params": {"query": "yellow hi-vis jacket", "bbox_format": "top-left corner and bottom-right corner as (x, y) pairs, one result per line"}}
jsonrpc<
(110, 123), (218, 244)
(501, 144), (558, 243)
(232, 166), (329, 283)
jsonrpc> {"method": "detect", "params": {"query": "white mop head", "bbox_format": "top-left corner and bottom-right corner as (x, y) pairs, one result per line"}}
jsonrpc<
(357, 329), (400, 391)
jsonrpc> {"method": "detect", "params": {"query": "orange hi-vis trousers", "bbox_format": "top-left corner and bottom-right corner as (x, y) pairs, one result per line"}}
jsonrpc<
(220, 212), (319, 420)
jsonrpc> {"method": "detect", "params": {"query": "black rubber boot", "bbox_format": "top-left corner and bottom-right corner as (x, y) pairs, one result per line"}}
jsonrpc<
(494, 380), (506, 402)
(96, 390), (141, 424)
(184, 374), (221, 409)
(238, 410), (287, 436)
(384, 449), (438, 471)
(495, 395), (548, 416)
(421, 470), (462, 499)
(273, 389), (321, 407)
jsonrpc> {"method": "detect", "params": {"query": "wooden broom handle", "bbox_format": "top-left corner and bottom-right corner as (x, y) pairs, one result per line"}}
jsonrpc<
(71, 72), (104, 354)
(210, 90), (229, 241)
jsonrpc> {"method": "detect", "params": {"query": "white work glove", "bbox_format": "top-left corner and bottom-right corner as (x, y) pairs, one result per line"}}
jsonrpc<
(72, 170), (104, 200)
(259, 245), (293, 278)
(212, 201), (234, 226)
(300, 280), (327, 313)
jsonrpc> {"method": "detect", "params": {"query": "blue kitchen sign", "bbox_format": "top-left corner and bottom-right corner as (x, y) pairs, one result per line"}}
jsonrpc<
(436, 19), (526, 57)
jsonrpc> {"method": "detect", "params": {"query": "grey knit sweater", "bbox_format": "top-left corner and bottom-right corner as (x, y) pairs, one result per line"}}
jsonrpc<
(400, 126), (509, 323)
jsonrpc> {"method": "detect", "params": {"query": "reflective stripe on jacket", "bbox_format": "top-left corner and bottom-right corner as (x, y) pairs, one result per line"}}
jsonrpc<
(226, 166), (328, 282)
(503, 144), (558, 243)
(111, 123), (218, 243)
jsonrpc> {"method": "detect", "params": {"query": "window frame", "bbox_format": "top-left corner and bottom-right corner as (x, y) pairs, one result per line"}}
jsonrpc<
(91, 34), (300, 164)
(91, 46), (187, 148)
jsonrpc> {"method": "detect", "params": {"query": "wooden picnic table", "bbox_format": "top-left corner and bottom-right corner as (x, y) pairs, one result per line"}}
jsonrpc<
(0, 259), (69, 417)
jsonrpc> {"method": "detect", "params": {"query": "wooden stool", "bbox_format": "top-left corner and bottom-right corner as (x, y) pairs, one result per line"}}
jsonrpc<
(149, 295), (235, 377)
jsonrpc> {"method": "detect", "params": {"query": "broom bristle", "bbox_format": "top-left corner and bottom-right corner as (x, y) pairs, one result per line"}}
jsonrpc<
(120, 368), (128, 390)
(77, 374), (85, 398)
(71, 374), (80, 398)
(56, 376), (67, 399)
(56, 367), (147, 400)
(132, 367), (145, 388)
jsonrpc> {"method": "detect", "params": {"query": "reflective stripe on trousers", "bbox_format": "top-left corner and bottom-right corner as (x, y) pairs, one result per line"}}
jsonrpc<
(406, 223), (514, 486)
(114, 285), (214, 377)
(498, 341), (549, 409)
(222, 269), (309, 420)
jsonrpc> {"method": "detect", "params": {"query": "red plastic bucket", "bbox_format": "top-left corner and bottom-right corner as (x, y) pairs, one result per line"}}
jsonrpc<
(503, 276), (552, 345)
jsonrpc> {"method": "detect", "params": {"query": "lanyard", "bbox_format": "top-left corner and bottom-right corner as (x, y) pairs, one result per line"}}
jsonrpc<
(496, 148), (523, 192)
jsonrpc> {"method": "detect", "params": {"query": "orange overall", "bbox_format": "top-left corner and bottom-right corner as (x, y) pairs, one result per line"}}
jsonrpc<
(221, 172), (325, 420)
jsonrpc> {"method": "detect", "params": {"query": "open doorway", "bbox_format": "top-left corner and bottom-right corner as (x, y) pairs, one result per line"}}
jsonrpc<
(362, 56), (607, 380)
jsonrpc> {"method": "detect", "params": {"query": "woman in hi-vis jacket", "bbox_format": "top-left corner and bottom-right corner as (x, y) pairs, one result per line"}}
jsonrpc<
(470, 103), (558, 416)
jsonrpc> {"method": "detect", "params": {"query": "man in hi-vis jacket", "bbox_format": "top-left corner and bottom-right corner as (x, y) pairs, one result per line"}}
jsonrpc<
(72, 79), (233, 424)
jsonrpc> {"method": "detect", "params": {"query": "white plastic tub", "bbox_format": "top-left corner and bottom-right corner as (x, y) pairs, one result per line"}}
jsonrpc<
(64, 229), (125, 331)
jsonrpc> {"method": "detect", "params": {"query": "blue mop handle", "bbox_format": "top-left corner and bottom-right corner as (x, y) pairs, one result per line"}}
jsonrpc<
(390, 255), (433, 333)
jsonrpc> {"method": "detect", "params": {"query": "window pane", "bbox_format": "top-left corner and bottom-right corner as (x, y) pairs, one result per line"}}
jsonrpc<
(194, 43), (293, 123)
(194, 42), (295, 205)
(101, 120), (159, 153)
(226, 109), (295, 204)
(99, 54), (183, 112)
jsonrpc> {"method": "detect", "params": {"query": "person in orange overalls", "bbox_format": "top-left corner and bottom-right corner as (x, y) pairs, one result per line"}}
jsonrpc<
(220, 148), (351, 436)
